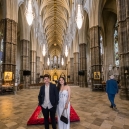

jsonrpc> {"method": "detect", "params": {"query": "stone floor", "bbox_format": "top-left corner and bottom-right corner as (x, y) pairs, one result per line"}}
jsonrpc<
(0, 86), (129, 129)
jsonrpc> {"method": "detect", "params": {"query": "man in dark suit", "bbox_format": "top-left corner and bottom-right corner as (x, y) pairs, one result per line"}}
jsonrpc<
(106, 75), (118, 110)
(38, 74), (59, 129)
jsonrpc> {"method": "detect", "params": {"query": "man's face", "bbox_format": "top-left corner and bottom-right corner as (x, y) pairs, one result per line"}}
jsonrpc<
(44, 77), (50, 84)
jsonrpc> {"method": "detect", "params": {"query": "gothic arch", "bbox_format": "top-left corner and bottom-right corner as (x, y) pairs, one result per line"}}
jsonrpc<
(79, 10), (89, 44)
(18, 0), (24, 7)
(89, 0), (106, 27)
(101, 0), (117, 80)
(18, 4), (30, 40)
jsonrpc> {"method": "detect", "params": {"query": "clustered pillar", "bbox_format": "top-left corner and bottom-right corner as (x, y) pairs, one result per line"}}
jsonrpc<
(2, 18), (17, 88)
(70, 58), (74, 82)
(67, 62), (70, 82)
(90, 26), (102, 86)
(20, 39), (30, 83)
(30, 50), (36, 84)
(79, 44), (87, 87)
(36, 56), (40, 83)
(117, 0), (129, 99)
(73, 52), (79, 85)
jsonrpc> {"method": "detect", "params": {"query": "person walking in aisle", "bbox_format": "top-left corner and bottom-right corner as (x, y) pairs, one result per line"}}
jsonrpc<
(106, 75), (118, 110)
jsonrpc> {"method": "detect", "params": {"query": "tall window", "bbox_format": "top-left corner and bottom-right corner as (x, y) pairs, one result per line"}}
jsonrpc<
(100, 34), (103, 65)
(0, 37), (3, 64)
(1, 39), (3, 51)
(114, 28), (119, 66)
(100, 34), (104, 80)
(54, 55), (58, 64)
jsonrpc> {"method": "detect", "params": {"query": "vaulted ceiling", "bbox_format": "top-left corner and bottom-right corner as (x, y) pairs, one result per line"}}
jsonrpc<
(40, 0), (72, 56)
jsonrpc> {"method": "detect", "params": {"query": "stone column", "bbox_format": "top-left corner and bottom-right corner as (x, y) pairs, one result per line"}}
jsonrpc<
(79, 43), (87, 87)
(1, 18), (17, 88)
(90, 26), (102, 87)
(67, 61), (70, 82)
(117, 0), (129, 99)
(30, 50), (36, 84)
(36, 56), (40, 83)
(74, 52), (79, 86)
(70, 58), (74, 82)
(20, 39), (30, 83)
(0, 21), (3, 88)
(39, 61), (43, 83)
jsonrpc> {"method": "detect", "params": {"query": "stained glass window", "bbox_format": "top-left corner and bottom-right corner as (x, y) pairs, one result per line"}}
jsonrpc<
(54, 56), (57, 64)
(100, 34), (103, 66)
(100, 33), (104, 80)
(1, 39), (3, 52)
(100, 35), (103, 55)
(114, 29), (119, 66)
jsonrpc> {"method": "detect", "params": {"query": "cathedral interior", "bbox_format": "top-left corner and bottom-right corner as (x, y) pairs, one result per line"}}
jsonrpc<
(0, 0), (129, 129)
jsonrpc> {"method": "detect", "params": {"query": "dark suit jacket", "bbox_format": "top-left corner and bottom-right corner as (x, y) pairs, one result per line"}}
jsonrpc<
(38, 83), (59, 107)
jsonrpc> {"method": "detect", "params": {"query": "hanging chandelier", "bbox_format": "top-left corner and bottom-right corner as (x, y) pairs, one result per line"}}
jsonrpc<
(75, 4), (84, 29)
(65, 45), (68, 57)
(42, 44), (46, 56)
(47, 58), (50, 66)
(61, 58), (64, 65)
(25, 0), (35, 26)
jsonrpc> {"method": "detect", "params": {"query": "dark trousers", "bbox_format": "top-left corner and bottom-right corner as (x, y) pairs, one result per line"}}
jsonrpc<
(42, 106), (56, 129)
(108, 93), (116, 107)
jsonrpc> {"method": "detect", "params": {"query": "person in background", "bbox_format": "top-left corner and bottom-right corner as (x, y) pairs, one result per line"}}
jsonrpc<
(38, 74), (59, 129)
(106, 75), (118, 110)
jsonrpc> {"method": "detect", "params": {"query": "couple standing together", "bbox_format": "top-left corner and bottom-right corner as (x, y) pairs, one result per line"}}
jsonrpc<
(38, 74), (71, 129)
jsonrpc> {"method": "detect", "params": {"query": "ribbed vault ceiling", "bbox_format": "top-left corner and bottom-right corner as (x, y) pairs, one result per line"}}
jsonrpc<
(40, 0), (71, 56)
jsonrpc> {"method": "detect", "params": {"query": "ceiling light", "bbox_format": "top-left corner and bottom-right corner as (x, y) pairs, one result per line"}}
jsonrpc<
(65, 45), (68, 57)
(42, 44), (46, 56)
(61, 58), (64, 65)
(47, 58), (50, 66)
(25, 0), (35, 26)
(75, 4), (84, 29)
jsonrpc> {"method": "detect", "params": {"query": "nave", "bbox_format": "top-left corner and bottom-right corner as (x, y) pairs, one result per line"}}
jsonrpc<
(0, 86), (129, 129)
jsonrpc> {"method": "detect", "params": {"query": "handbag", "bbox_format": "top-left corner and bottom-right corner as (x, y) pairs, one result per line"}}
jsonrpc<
(60, 109), (68, 124)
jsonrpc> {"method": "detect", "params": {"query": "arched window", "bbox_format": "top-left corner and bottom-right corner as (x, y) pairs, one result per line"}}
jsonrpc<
(114, 26), (119, 66)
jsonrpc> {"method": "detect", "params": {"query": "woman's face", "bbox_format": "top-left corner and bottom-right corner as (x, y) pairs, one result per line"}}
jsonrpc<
(59, 78), (65, 85)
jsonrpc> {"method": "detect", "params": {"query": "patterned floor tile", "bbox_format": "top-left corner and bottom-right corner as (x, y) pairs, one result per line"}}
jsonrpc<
(0, 86), (129, 129)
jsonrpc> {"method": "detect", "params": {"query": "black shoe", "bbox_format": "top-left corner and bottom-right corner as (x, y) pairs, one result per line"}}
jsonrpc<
(113, 106), (117, 110)
(110, 105), (113, 108)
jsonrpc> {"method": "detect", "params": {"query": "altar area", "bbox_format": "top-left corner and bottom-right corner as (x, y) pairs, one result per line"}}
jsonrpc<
(42, 70), (67, 82)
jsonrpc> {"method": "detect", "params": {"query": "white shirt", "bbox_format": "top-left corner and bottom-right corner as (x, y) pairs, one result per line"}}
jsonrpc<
(42, 85), (53, 109)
